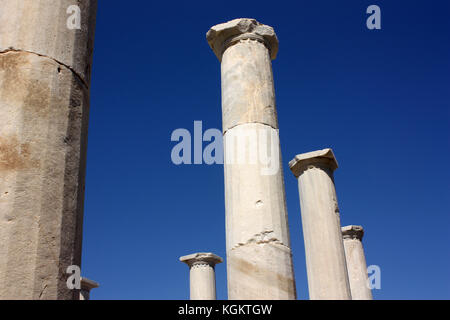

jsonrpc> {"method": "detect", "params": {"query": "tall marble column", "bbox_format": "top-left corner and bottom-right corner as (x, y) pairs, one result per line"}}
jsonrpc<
(0, 0), (97, 299)
(180, 252), (223, 300)
(289, 149), (351, 300)
(342, 225), (373, 300)
(207, 18), (296, 299)
(79, 277), (99, 300)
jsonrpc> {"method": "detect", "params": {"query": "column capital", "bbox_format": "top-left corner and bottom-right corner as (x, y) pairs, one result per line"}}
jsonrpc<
(80, 277), (99, 300)
(81, 277), (99, 291)
(289, 148), (338, 177)
(180, 252), (223, 268)
(342, 225), (364, 241)
(206, 18), (279, 61)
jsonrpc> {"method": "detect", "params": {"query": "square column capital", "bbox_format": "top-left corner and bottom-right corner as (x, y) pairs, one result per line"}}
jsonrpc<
(342, 225), (365, 241)
(206, 18), (279, 61)
(180, 252), (223, 268)
(289, 148), (338, 177)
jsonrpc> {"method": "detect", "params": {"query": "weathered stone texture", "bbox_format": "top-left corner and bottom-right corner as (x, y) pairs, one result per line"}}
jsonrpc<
(342, 225), (373, 300)
(0, 0), (96, 299)
(0, 0), (97, 84)
(220, 40), (278, 132)
(208, 18), (296, 300)
(227, 243), (296, 299)
(290, 149), (352, 300)
(180, 253), (223, 300)
(0, 51), (89, 299)
(207, 18), (278, 60)
(224, 124), (290, 250)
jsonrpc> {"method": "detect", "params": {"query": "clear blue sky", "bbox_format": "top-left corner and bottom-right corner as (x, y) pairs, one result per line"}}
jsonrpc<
(81, 0), (450, 299)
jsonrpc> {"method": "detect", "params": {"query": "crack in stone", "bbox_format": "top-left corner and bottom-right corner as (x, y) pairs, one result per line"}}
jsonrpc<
(38, 284), (48, 299)
(0, 47), (89, 89)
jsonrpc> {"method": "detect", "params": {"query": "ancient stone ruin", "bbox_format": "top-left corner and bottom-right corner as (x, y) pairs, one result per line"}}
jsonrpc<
(0, 0), (97, 300)
(0, 2), (372, 300)
(180, 18), (372, 301)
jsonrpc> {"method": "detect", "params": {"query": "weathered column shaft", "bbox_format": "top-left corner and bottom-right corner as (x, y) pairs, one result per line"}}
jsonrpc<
(0, 0), (97, 299)
(289, 149), (351, 300)
(342, 225), (373, 300)
(189, 263), (217, 300)
(207, 18), (296, 300)
(180, 253), (222, 300)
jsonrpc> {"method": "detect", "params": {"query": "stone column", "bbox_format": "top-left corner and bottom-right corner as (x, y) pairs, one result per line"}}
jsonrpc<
(206, 18), (296, 299)
(342, 225), (373, 300)
(79, 277), (99, 300)
(0, 0), (97, 299)
(289, 149), (351, 300)
(180, 252), (223, 300)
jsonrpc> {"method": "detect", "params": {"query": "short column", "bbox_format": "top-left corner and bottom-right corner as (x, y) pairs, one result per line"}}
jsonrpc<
(180, 252), (223, 300)
(79, 277), (99, 300)
(289, 149), (351, 300)
(342, 225), (373, 300)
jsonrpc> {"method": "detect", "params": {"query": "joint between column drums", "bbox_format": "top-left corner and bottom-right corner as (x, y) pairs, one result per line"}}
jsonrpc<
(223, 121), (279, 136)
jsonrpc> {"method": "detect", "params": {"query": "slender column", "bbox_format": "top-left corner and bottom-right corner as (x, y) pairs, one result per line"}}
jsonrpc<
(207, 18), (296, 299)
(289, 149), (351, 300)
(180, 253), (223, 300)
(0, 0), (97, 299)
(79, 277), (99, 300)
(342, 225), (373, 300)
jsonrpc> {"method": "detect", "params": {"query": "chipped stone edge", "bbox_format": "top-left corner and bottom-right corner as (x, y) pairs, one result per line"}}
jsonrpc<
(230, 230), (291, 252)
(342, 225), (364, 241)
(206, 18), (279, 61)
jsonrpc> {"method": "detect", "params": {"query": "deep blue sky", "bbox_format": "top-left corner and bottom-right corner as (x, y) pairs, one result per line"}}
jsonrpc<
(81, 0), (450, 299)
